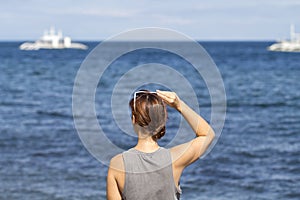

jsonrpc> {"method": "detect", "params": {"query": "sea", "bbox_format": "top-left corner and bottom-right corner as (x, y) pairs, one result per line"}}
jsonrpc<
(0, 41), (299, 200)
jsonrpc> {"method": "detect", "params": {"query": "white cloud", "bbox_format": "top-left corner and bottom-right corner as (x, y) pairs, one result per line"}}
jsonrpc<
(77, 9), (138, 18)
(152, 15), (194, 25)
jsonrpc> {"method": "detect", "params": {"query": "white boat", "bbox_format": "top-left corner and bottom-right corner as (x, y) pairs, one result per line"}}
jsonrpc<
(268, 24), (300, 52)
(19, 27), (88, 50)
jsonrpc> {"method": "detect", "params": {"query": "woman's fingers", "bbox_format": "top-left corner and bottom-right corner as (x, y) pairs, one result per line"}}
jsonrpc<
(156, 91), (173, 102)
(156, 90), (175, 99)
(156, 90), (180, 110)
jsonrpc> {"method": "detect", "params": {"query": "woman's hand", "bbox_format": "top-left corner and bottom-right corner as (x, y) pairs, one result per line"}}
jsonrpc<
(156, 90), (182, 112)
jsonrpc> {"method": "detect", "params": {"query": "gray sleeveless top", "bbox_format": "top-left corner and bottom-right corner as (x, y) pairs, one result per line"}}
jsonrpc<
(122, 147), (181, 200)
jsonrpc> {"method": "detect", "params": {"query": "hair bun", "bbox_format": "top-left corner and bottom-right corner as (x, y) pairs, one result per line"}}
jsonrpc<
(152, 126), (165, 141)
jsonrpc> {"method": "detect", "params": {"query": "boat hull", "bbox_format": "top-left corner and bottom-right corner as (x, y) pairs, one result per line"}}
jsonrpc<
(268, 41), (300, 52)
(19, 42), (88, 50)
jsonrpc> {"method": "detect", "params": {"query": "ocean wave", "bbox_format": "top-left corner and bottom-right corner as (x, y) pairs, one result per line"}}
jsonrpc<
(0, 101), (40, 107)
(36, 110), (72, 119)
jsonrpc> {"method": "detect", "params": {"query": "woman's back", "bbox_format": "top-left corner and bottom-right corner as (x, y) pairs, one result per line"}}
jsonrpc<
(122, 147), (181, 200)
(107, 91), (215, 199)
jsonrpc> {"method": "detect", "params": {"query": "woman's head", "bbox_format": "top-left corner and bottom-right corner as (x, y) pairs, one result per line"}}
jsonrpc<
(129, 90), (167, 141)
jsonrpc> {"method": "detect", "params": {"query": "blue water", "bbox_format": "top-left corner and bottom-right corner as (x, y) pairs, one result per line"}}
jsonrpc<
(0, 41), (299, 199)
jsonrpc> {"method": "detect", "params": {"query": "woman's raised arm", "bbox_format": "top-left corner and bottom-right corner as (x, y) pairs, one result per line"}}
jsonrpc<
(156, 90), (215, 168)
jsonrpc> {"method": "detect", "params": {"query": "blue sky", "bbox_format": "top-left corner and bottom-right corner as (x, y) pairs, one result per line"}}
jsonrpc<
(1, 0), (300, 41)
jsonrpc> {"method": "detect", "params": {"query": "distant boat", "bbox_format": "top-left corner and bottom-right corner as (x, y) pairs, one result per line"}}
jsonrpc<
(19, 27), (88, 50)
(268, 24), (300, 52)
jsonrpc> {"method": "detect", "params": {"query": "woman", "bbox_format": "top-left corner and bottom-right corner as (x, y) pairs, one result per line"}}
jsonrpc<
(107, 90), (215, 200)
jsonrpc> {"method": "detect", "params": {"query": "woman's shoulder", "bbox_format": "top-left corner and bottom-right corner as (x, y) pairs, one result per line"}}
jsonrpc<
(109, 153), (124, 172)
(110, 153), (122, 162)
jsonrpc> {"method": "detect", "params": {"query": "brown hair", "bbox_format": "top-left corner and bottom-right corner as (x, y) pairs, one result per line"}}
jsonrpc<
(129, 90), (167, 141)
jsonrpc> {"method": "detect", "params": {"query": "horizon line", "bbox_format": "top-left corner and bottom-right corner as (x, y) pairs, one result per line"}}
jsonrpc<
(0, 39), (277, 42)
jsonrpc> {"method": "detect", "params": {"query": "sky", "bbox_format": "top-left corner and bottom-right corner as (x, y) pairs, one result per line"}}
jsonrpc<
(1, 0), (300, 41)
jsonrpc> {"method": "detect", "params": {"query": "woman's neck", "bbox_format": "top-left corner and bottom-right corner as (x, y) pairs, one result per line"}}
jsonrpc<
(134, 136), (160, 153)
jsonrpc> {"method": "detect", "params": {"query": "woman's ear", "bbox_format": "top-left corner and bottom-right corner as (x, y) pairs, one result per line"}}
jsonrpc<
(132, 114), (136, 124)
